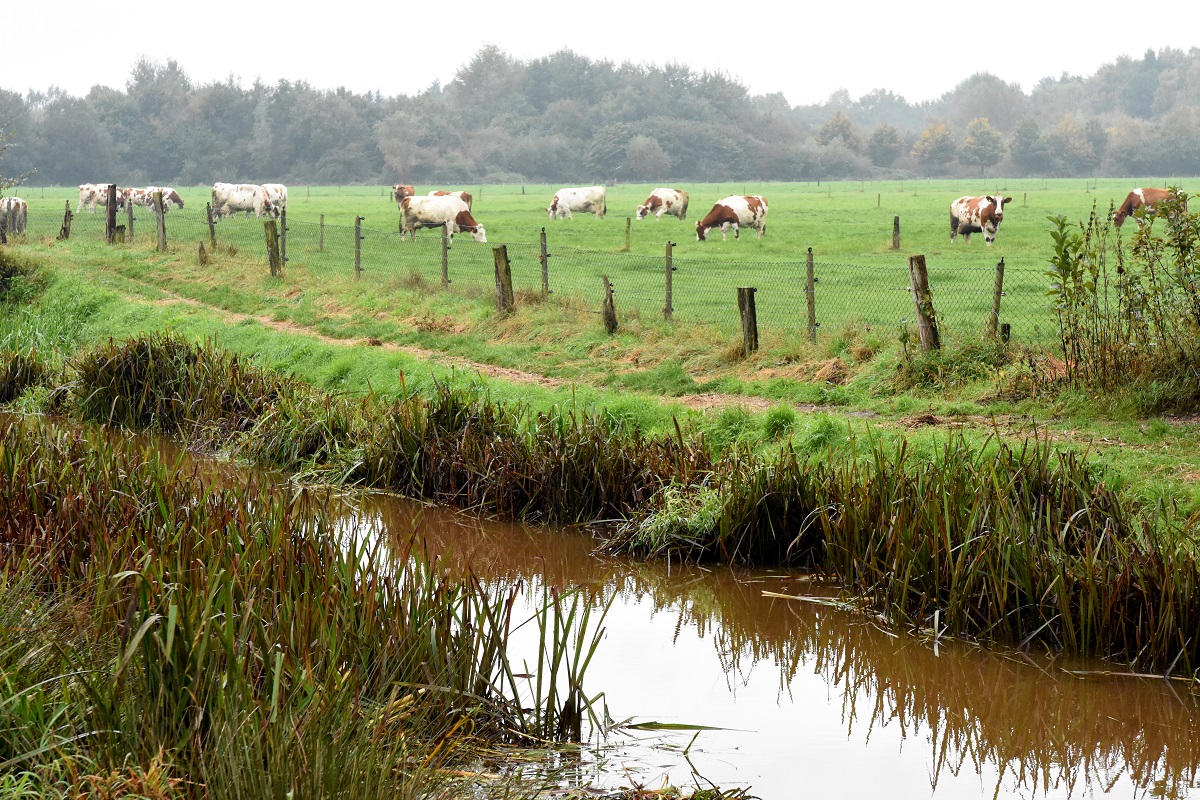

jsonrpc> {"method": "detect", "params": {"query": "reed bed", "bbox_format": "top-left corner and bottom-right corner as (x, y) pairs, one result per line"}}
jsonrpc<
(0, 415), (605, 798)
(2, 333), (1198, 678)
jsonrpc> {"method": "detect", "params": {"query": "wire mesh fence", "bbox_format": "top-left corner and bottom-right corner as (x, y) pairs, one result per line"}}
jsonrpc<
(14, 202), (1063, 347)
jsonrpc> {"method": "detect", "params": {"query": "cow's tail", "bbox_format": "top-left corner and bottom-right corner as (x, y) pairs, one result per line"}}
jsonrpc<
(602, 193), (607, 219)
(680, 192), (689, 221)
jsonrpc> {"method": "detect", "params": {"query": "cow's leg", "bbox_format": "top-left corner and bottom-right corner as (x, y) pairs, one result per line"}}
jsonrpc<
(950, 215), (959, 243)
(732, 223), (740, 240)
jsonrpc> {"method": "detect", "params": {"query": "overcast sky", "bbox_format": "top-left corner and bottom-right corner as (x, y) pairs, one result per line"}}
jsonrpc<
(6, 1), (1197, 106)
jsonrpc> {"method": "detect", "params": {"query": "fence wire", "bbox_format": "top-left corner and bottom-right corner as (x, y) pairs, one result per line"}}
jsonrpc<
(14, 203), (1062, 346)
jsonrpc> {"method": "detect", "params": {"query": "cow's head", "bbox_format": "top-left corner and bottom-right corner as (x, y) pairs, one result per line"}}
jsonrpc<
(696, 221), (709, 241)
(264, 198), (281, 219)
(982, 196), (1013, 244)
(468, 225), (487, 243)
(635, 203), (650, 220)
(547, 197), (559, 219)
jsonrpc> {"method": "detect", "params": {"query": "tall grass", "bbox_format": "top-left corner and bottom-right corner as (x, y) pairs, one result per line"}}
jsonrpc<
(0, 415), (606, 798)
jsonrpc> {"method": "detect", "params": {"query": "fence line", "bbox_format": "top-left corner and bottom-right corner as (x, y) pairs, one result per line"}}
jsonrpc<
(7, 204), (1062, 347)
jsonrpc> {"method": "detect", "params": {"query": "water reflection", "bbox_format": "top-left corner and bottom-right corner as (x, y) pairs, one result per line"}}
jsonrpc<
(354, 493), (1200, 800)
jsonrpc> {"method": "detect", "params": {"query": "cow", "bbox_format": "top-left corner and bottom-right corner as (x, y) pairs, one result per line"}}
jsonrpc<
(1113, 188), (1186, 227)
(400, 195), (486, 243)
(211, 183), (279, 221)
(427, 189), (473, 211)
(126, 187), (186, 212)
(695, 196), (768, 241)
(76, 184), (127, 213)
(262, 184), (288, 213)
(636, 188), (689, 221)
(548, 186), (606, 220)
(0, 197), (28, 237)
(950, 195), (1012, 246)
(392, 184), (415, 207)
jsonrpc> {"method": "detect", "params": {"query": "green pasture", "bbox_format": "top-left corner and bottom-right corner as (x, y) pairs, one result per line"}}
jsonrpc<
(12, 179), (1188, 343)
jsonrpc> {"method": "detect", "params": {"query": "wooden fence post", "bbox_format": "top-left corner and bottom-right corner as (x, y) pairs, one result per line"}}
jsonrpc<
(265, 220), (282, 277)
(908, 254), (941, 351)
(280, 208), (287, 268)
(126, 198), (134, 244)
(602, 276), (618, 333)
(354, 216), (363, 278)
(738, 287), (759, 356)
(105, 184), (118, 243)
(806, 247), (818, 343)
(319, 213), (325, 252)
(441, 225), (450, 287)
(58, 201), (72, 241)
(153, 191), (166, 252)
(493, 244), (514, 313)
(622, 216), (631, 251)
(206, 203), (217, 251)
(987, 257), (1006, 338)
(663, 241), (675, 321)
(539, 227), (550, 297)
(198, 242), (209, 266)
(892, 215), (901, 250)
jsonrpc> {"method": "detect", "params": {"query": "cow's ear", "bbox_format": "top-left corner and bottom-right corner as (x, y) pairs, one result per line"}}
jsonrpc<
(985, 195), (995, 204)
(1003, 197), (1013, 204)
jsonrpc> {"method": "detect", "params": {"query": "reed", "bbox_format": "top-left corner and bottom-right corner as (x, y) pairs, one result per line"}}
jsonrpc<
(0, 415), (606, 797)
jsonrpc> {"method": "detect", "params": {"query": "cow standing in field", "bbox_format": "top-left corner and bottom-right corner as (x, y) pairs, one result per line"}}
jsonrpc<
(950, 195), (1012, 245)
(262, 184), (288, 213)
(392, 184), (415, 208)
(400, 195), (486, 243)
(0, 197), (28, 237)
(548, 186), (606, 220)
(427, 189), (473, 210)
(211, 183), (279, 221)
(1113, 188), (1186, 227)
(695, 196), (768, 241)
(126, 187), (186, 212)
(636, 188), (689, 221)
(76, 184), (127, 213)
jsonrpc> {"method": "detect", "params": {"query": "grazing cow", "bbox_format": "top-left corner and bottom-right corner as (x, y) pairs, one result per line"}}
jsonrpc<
(211, 183), (279, 221)
(400, 195), (486, 243)
(0, 197), (28, 237)
(392, 184), (415, 207)
(262, 183), (288, 213)
(76, 183), (127, 213)
(126, 187), (186, 212)
(1113, 187), (1185, 227)
(548, 186), (606, 220)
(950, 195), (1012, 245)
(427, 189), (473, 210)
(636, 188), (689, 221)
(695, 195), (768, 241)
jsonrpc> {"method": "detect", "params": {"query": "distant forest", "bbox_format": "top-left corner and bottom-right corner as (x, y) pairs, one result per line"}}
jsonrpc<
(2, 45), (1200, 186)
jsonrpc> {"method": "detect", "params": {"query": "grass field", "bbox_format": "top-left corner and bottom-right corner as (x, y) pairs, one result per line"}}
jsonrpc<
(13, 178), (1189, 344)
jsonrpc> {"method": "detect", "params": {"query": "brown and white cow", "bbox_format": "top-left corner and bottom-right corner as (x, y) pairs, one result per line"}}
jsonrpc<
(1113, 188), (1185, 227)
(76, 184), (127, 213)
(392, 184), (415, 208)
(262, 184), (288, 213)
(401, 195), (486, 243)
(695, 195), (768, 241)
(0, 197), (28, 237)
(636, 188), (689, 221)
(950, 195), (1012, 246)
(126, 187), (186, 212)
(547, 186), (606, 220)
(211, 183), (279, 221)
(427, 189), (473, 210)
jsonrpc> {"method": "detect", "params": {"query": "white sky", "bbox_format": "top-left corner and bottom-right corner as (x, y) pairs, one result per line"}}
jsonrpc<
(6, 1), (1198, 106)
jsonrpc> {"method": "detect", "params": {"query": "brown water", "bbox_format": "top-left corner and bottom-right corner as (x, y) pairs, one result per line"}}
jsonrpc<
(351, 493), (1200, 800)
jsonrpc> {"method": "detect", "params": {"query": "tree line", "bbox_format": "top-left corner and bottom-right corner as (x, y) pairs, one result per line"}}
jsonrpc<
(2, 45), (1199, 188)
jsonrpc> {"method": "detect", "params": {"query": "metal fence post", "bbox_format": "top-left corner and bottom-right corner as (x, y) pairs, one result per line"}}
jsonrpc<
(663, 241), (675, 322)
(806, 247), (817, 343)
(539, 227), (550, 297)
(354, 216), (363, 277)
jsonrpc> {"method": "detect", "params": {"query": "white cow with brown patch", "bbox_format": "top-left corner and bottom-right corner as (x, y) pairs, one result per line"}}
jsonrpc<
(401, 195), (486, 243)
(262, 184), (288, 213)
(211, 183), (279, 221)
(76, 183), (126, 213)
(950, 195), (1012, 245)
(548, 186), (606, 220)
(427, 189), (473, 211)
(636, 188), (689, 221)
(696, 196), (768, 241)
(0, 196), (28, 237)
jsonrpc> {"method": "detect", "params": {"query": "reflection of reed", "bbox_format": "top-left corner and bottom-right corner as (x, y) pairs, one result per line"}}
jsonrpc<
(362, 494), (1200, 799)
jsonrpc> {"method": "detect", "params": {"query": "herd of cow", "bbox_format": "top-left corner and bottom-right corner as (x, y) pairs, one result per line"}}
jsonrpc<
(0, 183), (1186, 246)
